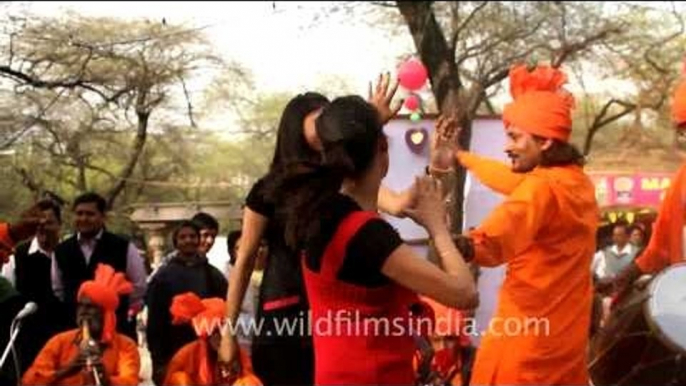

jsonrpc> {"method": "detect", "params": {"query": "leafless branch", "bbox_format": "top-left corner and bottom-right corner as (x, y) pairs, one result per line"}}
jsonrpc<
(178, 75), (197, 128)
(553, 26), (622, 67)
(450, 1), (487, 52)
(8, 32), (15, 67)
(583, 98), (636, 155)
(0, 88), (66, 150)
(13, 166), (42, 193)
(456, 18), (545, 69)
(369, 1), (397, 8)
(643, 6), (684, 74)
(106, 96), (150, 209)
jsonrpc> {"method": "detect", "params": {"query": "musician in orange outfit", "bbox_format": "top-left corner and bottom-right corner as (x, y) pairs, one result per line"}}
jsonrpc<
(608, 76), (686, 295)
(414, 296), (473, 386)
(22, 264), (140, 386)
(443, 64), (599, 385)
(164, 292), (260, 386)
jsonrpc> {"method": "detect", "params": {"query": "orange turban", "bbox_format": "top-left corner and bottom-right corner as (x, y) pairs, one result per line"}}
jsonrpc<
(77, 264), (133, 342)
(170, 292), (226, 338)
(672, 78), (686, 126)
(170, 293), (229, 386)
(503, 64), (575, 142)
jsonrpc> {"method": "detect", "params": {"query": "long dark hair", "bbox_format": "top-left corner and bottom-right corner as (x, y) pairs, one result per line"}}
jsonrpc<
(268, 92), (330, 172)
(270, 95), (384, 249)
(534, 137), (585, 167)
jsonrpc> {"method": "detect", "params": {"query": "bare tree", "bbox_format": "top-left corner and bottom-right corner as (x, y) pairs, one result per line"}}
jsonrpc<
(0, 14), (231, 208)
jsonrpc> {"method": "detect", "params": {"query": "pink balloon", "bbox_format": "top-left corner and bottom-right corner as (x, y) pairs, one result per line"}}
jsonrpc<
(404, 94), (421, 111)
(398, 59), (428, 91)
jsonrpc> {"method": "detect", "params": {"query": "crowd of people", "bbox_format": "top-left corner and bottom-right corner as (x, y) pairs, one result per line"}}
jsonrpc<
(0, 62), (684, 386)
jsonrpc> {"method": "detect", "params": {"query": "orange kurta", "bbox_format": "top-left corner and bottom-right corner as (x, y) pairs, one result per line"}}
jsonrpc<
(457, 151), (524, 195)
(634, 162), (686, 273)
(22, 329), (140, 386)
(464, 159), (598, 385)
(164, 340), (259, 386)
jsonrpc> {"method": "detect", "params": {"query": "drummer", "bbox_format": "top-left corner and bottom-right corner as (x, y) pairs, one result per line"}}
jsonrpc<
(610, 74), (686, 295)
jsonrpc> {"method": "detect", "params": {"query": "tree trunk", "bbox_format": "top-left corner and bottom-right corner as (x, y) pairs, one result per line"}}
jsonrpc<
(398, 1), (471, 233)
(106, 89), (150, 209)
(76, 156), (87, 193)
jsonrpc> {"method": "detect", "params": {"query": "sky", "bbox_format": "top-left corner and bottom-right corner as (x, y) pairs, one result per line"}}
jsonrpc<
(12, 1), (679, 129)
(23, 1), (412, 95)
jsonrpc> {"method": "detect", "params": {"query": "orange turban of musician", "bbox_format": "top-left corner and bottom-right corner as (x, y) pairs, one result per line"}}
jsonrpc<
(168, 293), (264, 386)
(169, 293), (226, 385)
(77, 264), (133, 343)
(170, 292), (226, 338)
(503, 64), (575, 142)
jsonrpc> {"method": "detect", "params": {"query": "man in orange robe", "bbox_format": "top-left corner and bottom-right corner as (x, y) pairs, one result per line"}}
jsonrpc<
(22, 264), (140, 386)
(164, 292), (260, 386)
(452, 64), (599, 385)
(414, 296), (471, 386)
(609, 77), (686, 292)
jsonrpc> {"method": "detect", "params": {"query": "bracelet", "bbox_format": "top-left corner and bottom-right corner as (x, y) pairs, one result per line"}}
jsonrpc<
(425, 165), (455, 176)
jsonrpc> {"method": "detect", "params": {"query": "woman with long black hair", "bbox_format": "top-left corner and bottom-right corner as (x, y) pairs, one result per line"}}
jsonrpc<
(219, 75), (414, 385)
(270, 95), (477, 385)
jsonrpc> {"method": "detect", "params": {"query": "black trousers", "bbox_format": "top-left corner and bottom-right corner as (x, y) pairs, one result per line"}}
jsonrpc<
(251, 307), (314, 386)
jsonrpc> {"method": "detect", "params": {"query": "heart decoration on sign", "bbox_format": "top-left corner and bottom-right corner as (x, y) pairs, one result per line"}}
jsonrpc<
(405, 127), (428, 154)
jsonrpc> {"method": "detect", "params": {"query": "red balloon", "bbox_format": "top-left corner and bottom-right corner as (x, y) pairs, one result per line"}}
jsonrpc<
(398, 59), (428, 91)
(404, 94), (421, 111)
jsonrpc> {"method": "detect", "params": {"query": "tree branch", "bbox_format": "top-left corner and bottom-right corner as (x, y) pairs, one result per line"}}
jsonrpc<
(397, 1), (461, 111)
(583, 99), (636, 155)
(13, 166), (42, 194)
(178, 75), (197, 128)
(450, 1), (488, 53)
(0, 88), (66, 150)
(8, 33), (16, 67)
(552, 26), (622, 67)
(106, 90), (150, 209)
(369, 1), (397, 8)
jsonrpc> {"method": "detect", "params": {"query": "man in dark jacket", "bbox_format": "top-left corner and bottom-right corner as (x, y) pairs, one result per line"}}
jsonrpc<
(53, 192), (147, 340)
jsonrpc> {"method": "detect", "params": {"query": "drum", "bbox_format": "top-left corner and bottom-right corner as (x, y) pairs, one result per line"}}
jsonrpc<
(589, 263), (686, 385)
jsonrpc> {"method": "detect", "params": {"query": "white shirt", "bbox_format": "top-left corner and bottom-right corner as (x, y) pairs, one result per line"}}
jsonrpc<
(592, 244), (638, 280)
(1, 237), (60, 294)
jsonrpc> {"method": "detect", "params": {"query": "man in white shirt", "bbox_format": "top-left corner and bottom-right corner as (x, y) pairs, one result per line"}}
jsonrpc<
(0, 199), (69, 375)
(592, 223), (638, 282)
(591, 223), (639, 332)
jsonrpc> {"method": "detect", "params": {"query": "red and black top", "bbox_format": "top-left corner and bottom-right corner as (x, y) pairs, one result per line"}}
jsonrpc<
(302, 193), (421, 385)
